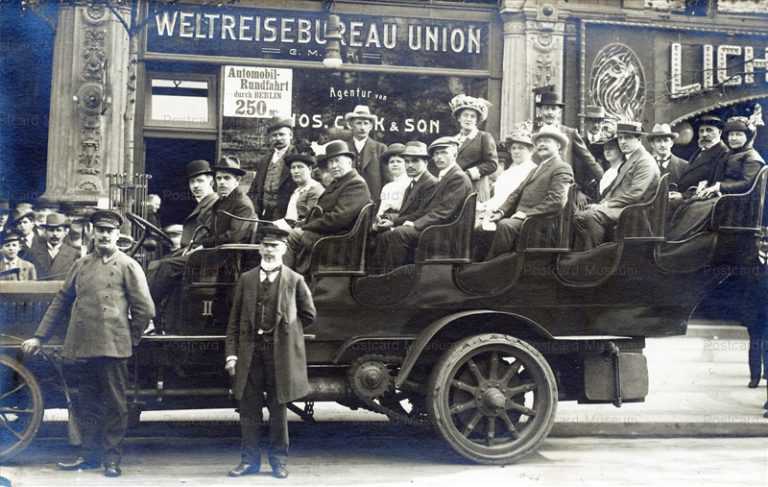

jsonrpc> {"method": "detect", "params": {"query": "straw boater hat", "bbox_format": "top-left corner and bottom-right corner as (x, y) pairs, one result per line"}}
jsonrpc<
(213, 155), (246, 176)
(380, 143), (406, 164)
(449, 94), (491, 122)
(400, 141), (429, 158)
(532, 126), (569, 148)
(578, 105), (606, 120)
(647, 123), (679, 140)
(344, 105), (378, 123)
(615, 121), (646, 137)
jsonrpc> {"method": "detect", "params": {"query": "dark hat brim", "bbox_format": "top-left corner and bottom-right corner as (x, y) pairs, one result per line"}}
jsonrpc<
(647, 132), (679, 140)
(318, 150), (355, 163)
(187, 169), (214, 179)
(284, 154), (317, 167)
(212, 166), (246, 176)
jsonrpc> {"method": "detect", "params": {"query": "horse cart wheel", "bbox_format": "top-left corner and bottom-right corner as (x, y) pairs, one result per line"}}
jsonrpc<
(427, 334), (557, 465)
(0, 354), (44, 463)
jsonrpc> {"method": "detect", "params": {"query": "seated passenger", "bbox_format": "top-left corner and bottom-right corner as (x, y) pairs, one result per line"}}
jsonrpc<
(573, 121), (660, 250)
(478, 127), (536, 225)
(284, 140), (371, 273)
(282, 153), (325, 228)
(484, 126), (574, 260)
(373, 137), (472, 272)
(667, 116), (765, 241)
(0, 229), (37, 281)
(646, 123), (688, 188)
(201, 156), (256, 248)
(29, 212), (81, 280)
(373, 143), (410, 231)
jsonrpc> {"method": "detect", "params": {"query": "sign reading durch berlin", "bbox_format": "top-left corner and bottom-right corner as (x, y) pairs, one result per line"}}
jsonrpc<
(222, 66), (293, 118)
(145, 5), (489, 70)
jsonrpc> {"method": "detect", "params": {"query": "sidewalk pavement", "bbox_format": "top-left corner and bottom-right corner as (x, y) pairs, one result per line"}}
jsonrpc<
(553, 319), (768, 436)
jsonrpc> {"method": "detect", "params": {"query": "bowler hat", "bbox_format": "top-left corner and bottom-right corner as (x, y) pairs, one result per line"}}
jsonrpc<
(318, 140), (355, 163)
(535, 90), (565, 107)
(213, 155), (246, 176)
(0, 229), (21, 245)
(400, 141), (429, 158)
(380, 143), (406, 164)
(344, 105), (378, 123)
(578, 105), (606, 120)
(267, 116), (295, 133)
(260, 223), (290, 243)
(41, 212), (70, 229)
(186, 159), (213, 179)
(284, 153), (317, 168)
(615, 121), (646, 136)
(91, 210), (123, 229)
(696, 115), (724, 130)
(532, 126), (569, 148)
(647, 123), (679, 140)
(428, 136), (460, 154)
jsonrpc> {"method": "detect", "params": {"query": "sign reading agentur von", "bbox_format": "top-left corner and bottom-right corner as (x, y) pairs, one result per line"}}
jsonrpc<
(145, 5), (489, 70)
(222, 66), (293, 118)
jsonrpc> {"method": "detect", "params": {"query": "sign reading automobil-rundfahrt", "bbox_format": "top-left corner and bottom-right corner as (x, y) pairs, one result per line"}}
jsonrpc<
(222, 66), (293, 118)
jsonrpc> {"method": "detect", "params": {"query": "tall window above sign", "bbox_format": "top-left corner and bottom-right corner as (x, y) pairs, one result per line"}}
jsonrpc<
(144, 74), (217, 131)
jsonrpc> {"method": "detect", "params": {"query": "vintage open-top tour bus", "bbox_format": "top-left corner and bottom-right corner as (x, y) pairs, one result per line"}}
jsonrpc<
(2, 167), (766, 465)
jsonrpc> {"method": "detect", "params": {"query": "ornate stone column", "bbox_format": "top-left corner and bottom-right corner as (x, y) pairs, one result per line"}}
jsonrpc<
(499, 1), (566, 136)
(42, 4), (134, 205)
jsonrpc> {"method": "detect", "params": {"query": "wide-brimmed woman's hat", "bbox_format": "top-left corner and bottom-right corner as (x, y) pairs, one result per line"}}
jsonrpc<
(506, 129), (534, 148)
(449, 94), (491, 122)
(380, 143), (406, 164)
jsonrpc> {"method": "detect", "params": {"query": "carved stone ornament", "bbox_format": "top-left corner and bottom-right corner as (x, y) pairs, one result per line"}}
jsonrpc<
(76, 175), (103, 194)
(82, 4), (108, 24)
(535, 54), (554, 87)
(82, 30), (106, 82)
(77, 133), (101, 176)
(76, 82), (105, 116)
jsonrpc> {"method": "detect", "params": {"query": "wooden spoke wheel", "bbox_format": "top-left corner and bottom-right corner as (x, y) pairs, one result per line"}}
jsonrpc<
(0, 354), (44, 463)
(427, 334), (557, 464)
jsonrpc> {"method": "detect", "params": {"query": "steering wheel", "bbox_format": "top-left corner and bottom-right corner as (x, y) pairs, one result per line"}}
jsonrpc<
(126, 212), (174, 256)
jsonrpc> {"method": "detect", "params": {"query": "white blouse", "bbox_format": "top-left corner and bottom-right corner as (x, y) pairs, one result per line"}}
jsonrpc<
(377, 175), (411, 218)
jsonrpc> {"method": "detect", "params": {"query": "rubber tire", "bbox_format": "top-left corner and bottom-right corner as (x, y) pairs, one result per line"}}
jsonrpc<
(427, 333), (558, 465)
(0, 354), (44, 463)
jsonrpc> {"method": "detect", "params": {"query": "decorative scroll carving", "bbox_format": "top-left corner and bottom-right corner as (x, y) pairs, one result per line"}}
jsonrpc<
(589, 43), (646, 122)
(535, 53), (554, 87)
(82, 30), (106, 81)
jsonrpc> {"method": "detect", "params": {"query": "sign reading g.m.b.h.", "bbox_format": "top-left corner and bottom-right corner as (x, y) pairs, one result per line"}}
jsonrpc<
(145, 4), (489, 70)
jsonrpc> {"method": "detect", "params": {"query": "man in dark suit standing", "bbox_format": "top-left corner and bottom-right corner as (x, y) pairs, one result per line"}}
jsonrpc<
(486, 126), (574, 259)
(535, 89), (604, 206)
(646, 123), (689, 188)
(225, 225), (316, 479)
(374, 137), (472, 271)
(248, 117), (298, 221)
(574, 122), (660, 250)
(22, 210), (155, 478)
(284, 140), (371, 273)
(343, 105), (387, 206)
(673, 115), (730, 197)
(29, 212), (81, 280)
(201, 156), (255, 247)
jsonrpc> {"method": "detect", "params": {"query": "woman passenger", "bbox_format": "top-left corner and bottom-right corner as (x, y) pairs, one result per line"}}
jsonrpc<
(449, 94), (499, 202)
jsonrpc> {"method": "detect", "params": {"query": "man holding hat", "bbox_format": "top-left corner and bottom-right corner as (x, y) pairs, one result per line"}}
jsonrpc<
(0, 229), (37, 281)
(282, 152), (324, 227)
(22, 210), (155, 478)
(373, 137), (471, 271)
(573, 121), (660, 250)
(203, 155), (256, 248)
(225, 224), (316, 479)
(342, 105), (387, 205)
(674, 115), (730, 198)
(485, 126), (574, 259)
(284, 140), (371, 273)
(647, 123), (689, 187)
(248, 116), (298, 221)
(29, 212), (81, 280)
(535, 88), (604, 205)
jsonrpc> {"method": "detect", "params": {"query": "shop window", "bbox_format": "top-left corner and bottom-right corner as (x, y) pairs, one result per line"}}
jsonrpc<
(145, 73), (217, 130)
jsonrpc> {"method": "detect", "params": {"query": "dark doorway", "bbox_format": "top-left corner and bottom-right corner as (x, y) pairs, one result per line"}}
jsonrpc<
(144, 138), (217, 227)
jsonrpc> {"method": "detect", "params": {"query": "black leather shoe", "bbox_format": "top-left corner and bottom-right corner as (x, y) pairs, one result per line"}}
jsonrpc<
(57, 456), (100, 471)
(228, 462), (259, 477)
(104, 463), (122, 477)
(272, 464), (288, 479)
(748, 378), (760, 388)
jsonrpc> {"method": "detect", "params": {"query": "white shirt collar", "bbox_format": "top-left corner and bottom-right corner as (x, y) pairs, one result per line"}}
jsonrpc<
(353, 137), (368, 153)
(260, 264), (282, 282)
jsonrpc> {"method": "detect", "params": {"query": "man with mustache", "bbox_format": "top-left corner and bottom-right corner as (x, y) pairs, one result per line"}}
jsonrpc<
(248, 117), (298, 221)
(22, 210), (155, 478)
(28, 212), (80, 280)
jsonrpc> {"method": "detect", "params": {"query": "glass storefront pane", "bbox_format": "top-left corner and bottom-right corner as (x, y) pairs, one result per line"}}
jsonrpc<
(150, 79), (210, 123)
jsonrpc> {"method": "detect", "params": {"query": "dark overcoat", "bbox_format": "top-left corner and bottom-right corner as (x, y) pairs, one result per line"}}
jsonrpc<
(301, 171), (371, 235)
(677, 141), (730, 192)
(181, 192), (218, 246)
(202, 188), (255, 247)
(248, 145), (298, 220)
(225, 266), (316, 404)
(661, 154), (690, 188)
(29, 242), (81, 280)
(410, 165), (472, 232)
(344, 136), (387, 204)
(393, 171), (438, 226)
